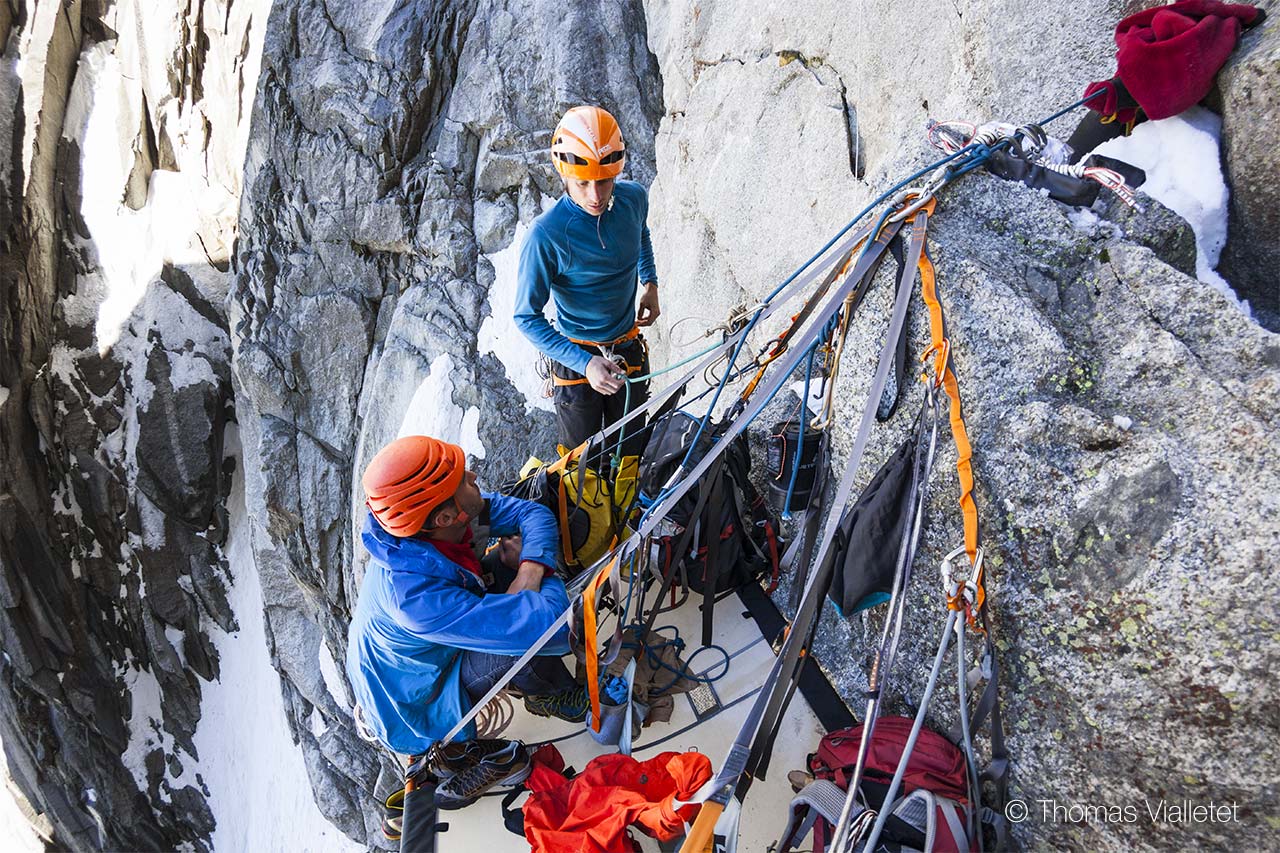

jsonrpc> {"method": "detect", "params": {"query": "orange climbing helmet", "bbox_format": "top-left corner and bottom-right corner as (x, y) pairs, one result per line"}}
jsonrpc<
(551, 106), (626, 181)
(363, 436), (465, 537)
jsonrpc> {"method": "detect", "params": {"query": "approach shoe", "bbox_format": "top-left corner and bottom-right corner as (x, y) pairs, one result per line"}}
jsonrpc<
(433, 740), (531, 810)
(381, 787), (405, 841)
(427, 738), (516, 780)
(523, 685), (590, 723)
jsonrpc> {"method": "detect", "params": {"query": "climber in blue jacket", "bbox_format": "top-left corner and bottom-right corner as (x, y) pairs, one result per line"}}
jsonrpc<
(514, 105), (659, 456)
(346, 435), (587, 770)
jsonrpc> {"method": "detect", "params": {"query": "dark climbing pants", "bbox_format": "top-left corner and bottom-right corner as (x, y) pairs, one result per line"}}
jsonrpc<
(459, 649), (577, 703)
(551, 336), (650, 458)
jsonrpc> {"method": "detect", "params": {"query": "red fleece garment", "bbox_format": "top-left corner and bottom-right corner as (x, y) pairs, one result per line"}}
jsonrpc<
(522, 745), (712, 852)
(426, 527), (482, 577)
(1085, 1), (1259, 122)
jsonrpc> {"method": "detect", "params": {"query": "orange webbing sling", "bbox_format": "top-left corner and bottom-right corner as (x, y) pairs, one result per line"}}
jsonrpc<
(582, 551), (619, 732)
(916, 240), (984, 618)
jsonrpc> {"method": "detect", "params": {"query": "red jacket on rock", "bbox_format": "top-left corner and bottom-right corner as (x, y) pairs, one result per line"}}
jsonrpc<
(1086, 0), (1261, 123)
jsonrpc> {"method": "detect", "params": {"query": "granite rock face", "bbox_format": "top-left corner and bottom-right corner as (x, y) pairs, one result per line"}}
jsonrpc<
(229, 0), (662, 842)
(0, 0), (264, 849)
(642, 5), (1280, 849)
(1215, 8), (1280, 329)
(2, 0), (1278, 849)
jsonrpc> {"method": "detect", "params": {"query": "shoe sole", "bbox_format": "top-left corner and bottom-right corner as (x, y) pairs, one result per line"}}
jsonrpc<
(525, 705), (589, 723)
(434, 762), (533, 811)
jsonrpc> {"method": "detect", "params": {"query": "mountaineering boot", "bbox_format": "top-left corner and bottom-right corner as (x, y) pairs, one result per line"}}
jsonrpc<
(523, 685), (591, 723)
(427, 738), (516, 780)
(433, 740), (532, 810)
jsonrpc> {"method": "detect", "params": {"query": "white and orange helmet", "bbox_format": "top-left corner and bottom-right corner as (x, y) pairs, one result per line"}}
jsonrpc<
(550, 106), (626, 181)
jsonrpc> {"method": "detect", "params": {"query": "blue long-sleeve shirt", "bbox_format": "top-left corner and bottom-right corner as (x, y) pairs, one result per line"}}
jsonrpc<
(346, 493), (570, 754)
(514, 180), (658, 374)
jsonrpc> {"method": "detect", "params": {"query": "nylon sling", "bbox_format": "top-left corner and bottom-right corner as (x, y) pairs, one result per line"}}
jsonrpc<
(678, 203), (936, 853)
(745, 206), (933, 785)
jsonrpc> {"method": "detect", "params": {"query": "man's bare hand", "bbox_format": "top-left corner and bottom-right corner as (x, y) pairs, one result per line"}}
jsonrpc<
(636, 282), (660, 327)
(505, 560), (546, 594)
(585, 355), (626, 395)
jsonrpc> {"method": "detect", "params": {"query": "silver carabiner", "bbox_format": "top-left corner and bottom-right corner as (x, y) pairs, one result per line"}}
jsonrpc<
(940, 544), (983, 604)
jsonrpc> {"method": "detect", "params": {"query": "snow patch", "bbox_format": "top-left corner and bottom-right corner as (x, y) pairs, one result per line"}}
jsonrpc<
(479, 214), (556, 413)
(163, 625), (187, 669)
(1067, 206), (1122, 240)
(192, 424), (362, 853)
(0, 734), (45, 852)
(1092, 108), (1247, 315)
(460, 406), (486, 460)
(788, 379), (825, 417)
(398, 354), (488, 462)
(63, 42), (230, 353)
(120, 664), (168, 793)
(317, 641), (350, 714)
(136, 494), (168, 550)
(0, 386), (9, 409)
(308, 707), (328, 738)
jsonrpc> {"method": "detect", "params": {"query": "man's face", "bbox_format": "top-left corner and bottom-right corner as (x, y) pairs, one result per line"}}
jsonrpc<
(565, 177), (615, 216)
(454, 469), (485, 519)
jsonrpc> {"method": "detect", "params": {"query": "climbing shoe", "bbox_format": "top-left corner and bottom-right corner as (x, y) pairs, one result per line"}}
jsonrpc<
(523, 685), (590, 723)
(381, 787), (405, 841)
(427, 738), (516, 780)
(433, 740), (531, 810)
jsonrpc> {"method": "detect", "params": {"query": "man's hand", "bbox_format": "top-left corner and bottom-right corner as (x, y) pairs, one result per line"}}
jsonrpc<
(585, 355), (626, 395)
(505, 560), (546, 594)
(636, 282), (660, 327)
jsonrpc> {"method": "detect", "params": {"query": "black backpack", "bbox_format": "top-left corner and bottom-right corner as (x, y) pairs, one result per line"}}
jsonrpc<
(638, 412), (782, 643)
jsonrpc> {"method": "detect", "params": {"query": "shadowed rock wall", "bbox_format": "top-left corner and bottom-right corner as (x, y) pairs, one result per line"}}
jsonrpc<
(0, 0), (265, 848)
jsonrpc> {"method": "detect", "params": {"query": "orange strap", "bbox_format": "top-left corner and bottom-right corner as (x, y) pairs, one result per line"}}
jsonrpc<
(917, 241), (983, 613)
(546, 443), (586, 565)
(568, 325), (641, 347)
(678, 799), (724, 853)
(582, 553), (618, 732)
(553, 328), (646, 386)
(551, 362), (645, 387)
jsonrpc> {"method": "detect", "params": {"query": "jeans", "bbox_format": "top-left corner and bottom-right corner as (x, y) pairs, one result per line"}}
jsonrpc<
(458, 650), (577, 705)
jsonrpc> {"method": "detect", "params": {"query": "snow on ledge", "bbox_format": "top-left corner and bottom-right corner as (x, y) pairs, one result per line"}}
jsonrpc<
(1092, 107), (1249, 316)
(317, 641), (350, 714)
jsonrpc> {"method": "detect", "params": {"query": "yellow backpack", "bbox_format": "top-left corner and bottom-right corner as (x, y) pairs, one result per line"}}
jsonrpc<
(509, 444), (638, 573)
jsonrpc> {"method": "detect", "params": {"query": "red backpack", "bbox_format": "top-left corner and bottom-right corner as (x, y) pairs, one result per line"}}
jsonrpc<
(800, 716), (974, 852)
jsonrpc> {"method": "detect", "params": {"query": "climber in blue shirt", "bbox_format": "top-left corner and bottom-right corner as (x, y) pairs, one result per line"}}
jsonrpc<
(514, 105), (660, 456)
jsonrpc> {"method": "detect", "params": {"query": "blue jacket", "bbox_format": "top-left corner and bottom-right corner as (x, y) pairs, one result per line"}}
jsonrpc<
(346, 494), (571, 754)
(515, 180), (658, 374)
